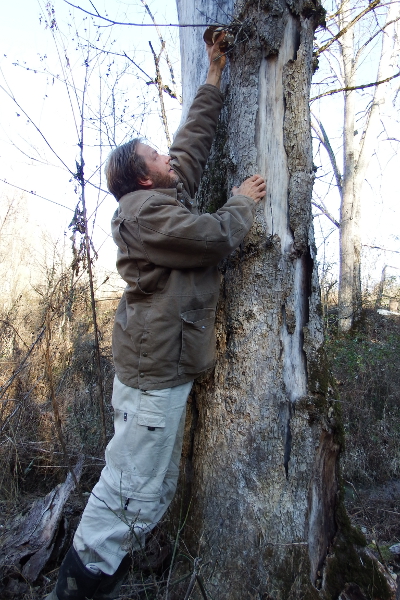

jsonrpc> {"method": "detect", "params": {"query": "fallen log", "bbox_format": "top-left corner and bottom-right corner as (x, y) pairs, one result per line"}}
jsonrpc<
(0, 456), (83, 584)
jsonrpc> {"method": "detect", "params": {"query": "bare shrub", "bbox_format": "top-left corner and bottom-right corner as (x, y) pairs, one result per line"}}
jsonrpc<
(326, 309), (400, 484)
(0, 246), (116, 512)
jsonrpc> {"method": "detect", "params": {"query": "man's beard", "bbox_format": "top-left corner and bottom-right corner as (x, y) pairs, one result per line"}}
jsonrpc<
(149, 169), (179, 189)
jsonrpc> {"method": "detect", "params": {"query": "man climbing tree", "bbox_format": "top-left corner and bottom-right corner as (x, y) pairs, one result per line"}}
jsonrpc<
(45, 31), (266, 600)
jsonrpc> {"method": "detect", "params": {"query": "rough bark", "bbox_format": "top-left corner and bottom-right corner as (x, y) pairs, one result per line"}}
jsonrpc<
(175, 1), (394, 598)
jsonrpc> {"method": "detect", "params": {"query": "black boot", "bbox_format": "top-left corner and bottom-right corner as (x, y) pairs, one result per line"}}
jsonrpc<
(45, 546), (103, 600)
(93, 554), (132, 600)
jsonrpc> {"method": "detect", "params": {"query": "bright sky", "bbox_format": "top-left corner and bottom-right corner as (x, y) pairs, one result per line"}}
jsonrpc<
(310, 0), (400, 290)
(0, 0), (182, 278)
(1, 0), (399, 295)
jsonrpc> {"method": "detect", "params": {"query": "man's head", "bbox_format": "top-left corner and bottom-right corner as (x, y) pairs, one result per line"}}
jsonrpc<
(105, 138), (179, 200)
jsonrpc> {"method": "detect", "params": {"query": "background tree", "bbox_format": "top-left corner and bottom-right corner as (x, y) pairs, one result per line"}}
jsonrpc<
(174, 1), (395, 598)
(312, 0), (400, 331)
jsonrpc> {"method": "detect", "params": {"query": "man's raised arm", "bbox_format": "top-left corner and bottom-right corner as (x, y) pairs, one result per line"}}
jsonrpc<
(169, 34), (228, 199)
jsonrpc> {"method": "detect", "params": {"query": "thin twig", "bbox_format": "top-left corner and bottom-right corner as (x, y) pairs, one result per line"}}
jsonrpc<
(378, 509), (400, 515)
(311, 116), (343, 198)
(183, 558), (202, 600)
(0, 178), (74, 212)
(84, 43), (181, 102)
(314, 0), (381, 57)
(0, 404), (21, 434)
(355, 15), (400, 63)
(63, 2), (221, 27)
(344, 480), (392, 575)
(312, 200), (340, 228)
(311, 70), (400, 101)
(149, 41), (171, 147)
(140, 0), (181, 104)
(77, 55), (108, 449)
(196, 574), (209, 600)
(362, 244), (400, 254)
(165, 499), (193, 600)
(0, 82), (73, 174)
(0, 328), (45, 401)
(45, 312), (80, 491)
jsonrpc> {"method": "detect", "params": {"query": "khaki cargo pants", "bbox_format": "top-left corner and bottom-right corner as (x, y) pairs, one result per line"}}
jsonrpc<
(73, 376), (193, 575)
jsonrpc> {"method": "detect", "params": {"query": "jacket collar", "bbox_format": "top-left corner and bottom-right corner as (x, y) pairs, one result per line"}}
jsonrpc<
(118, 183), (194, 210)
(154, 183), (194, 209)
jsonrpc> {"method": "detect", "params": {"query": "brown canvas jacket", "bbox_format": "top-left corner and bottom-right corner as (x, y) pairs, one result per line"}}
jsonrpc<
(111, 84), (256, 390)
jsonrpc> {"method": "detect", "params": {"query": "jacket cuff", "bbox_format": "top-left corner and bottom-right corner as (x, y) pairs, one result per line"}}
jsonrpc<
(229, 194), (257, 214)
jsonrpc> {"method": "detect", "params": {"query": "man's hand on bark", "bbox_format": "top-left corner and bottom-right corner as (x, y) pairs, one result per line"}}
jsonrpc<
(205, 32), (227, 89)
(232, 175), (266, 204)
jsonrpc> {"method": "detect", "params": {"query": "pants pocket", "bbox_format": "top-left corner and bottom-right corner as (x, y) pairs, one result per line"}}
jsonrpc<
(107, 392), (168, 481)
(104, 381), (191, 497)
(132, 410), (166, 476)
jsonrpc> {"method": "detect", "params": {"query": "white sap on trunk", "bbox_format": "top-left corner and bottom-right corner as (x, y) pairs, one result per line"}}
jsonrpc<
(257, 14), (308, 403)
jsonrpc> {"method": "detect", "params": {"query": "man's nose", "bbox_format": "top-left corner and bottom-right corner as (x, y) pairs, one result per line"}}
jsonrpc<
(164, 155), (171, 164)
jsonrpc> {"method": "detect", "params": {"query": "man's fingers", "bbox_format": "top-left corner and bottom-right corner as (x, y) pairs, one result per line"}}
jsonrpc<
(214, 31), (226, 45)
(205, 30), (226, 47)
(232, 174), (266, 202)
(252, 175), (265, 185)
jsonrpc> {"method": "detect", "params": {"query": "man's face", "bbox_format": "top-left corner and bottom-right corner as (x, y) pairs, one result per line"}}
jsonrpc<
(136, 142), (179, 189)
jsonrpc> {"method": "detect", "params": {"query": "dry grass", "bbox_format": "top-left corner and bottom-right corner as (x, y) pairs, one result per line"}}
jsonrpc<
(0, 276), (117, 507)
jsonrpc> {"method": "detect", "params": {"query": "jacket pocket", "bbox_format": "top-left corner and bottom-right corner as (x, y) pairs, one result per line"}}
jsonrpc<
(178, 308), (216, 376)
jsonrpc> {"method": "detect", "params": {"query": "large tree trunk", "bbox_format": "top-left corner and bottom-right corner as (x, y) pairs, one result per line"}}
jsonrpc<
(175, 1), (394, 598)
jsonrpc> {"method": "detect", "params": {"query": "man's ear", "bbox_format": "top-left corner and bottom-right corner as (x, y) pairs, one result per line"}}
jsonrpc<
(137, 176), (153, 189)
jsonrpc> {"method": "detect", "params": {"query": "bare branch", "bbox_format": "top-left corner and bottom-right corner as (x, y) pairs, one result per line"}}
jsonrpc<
(149, 41), (171, 147)
(0, 328), (46, 401)
(0, 178), (74, 212)
(312, 201), (340, 228)
(63, 1), (220, 28)
(123, 52), (181, 103)
(314, 0), (381, 57)
(45, 312), (80, 491)
(311, 115), (343, 198)
(0, 81), (73, 174)
(355, 15), (400, 62)
(82, 43), (181, 102)
(310, 70), (400, 100)
(356, 1), (400, 178)
(363, 244), (400, 254)
(75, 56), (107, 449)
(140, 0), (181, 103)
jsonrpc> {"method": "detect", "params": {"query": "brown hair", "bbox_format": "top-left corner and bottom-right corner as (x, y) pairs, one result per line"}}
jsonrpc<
(105, 138), (148, 200)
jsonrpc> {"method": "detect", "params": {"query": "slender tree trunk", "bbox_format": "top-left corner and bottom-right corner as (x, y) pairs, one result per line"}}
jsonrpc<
(338, 0), (360, 332)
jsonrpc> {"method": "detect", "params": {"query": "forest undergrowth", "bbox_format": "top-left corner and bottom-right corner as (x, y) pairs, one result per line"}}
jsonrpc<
(326, 308), (400, 585)
(0, 253), (400, 599)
